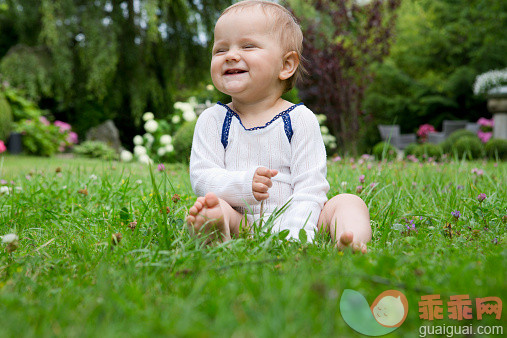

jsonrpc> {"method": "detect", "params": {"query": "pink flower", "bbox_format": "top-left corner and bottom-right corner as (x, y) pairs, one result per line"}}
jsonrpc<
(359, 174), (365, 183)
(54, 120), (72, 133)
(356, 185), (363, 193)
(417, 124), (436, 142)
(0, 140), (6, 154)
(157, 163), (165, 172)
(471, 168), (484, 176)
(67, 132), (78, 144)
(477, 193), (487, 202)
(477, 118), (494, 128)
(477, 131), (492, 143)
(332, 156), (342, 162)
(39, 116), (50, 126)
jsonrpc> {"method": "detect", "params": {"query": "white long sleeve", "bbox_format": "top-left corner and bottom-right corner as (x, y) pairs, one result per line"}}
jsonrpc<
(276, 108), (330, 240)
(189, 108), (260, 207)
(189, 103), (329, 241)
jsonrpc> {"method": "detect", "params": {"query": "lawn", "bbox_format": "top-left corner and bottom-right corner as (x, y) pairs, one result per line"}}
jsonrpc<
(0, 155), (505, 337)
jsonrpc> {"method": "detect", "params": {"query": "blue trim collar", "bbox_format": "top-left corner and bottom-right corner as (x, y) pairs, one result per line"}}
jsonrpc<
(217, 102), (303, 131)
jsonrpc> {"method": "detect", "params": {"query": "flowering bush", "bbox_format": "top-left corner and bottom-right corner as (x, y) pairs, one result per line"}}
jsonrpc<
(14, 116), (78, 156)
(315, 114), (337, 151)
(0, 140), (6, 154)
(122, 112), (179, 164)
(473, 68), (507, 95)
(417, 124), (436, 143)
(476, 117), (493, 143)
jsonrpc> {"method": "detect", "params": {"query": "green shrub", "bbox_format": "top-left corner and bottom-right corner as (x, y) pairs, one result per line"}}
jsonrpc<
(73, 141), (117, 160)
(442, 129), (479, 153)
(172, 120), (197, 163)
(372, 142), (398, 161)
(403, 143), (419, 156)
(452, 136), (484, 160)
(485, 138), (507, 160)
(0, 92), (13, 141)
(14, 119), (63, 156)
(414, 143), (443, 161)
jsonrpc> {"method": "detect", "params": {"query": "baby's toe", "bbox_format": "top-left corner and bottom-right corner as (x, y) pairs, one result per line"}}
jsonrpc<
(204, 193), (220, 208)
(339, 232), (353, 246)
(189, 205), (199, 216)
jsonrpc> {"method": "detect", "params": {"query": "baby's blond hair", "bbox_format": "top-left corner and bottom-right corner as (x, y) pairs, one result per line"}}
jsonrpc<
(219, 0), (304, 92)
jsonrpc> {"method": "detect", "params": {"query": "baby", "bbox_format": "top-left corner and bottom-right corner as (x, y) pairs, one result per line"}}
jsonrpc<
(186, 0), (371, 252)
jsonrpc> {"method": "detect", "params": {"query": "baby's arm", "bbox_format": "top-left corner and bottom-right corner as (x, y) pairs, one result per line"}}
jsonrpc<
(190, 109), (260, 207)
(279, 108), (330, 240)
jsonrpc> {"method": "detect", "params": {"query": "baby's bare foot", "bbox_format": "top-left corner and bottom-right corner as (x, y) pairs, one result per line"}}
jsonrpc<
(186, 193), (231, 242)
(336, 231), (367, 254)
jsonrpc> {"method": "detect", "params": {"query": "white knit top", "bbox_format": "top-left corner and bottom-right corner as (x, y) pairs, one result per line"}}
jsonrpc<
(189, 103), (330, 241)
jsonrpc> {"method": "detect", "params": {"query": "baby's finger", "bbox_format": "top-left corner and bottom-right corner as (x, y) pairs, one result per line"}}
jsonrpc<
(253, 182), (269, 193)
(255, 167), (270, 177)
(270, 169), (278, 177)
(254, 175), (272, 188)
(253, 191), (269, 201)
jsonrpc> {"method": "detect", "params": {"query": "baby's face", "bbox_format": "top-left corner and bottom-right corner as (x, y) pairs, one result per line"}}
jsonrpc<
(211, 7), (287, 102)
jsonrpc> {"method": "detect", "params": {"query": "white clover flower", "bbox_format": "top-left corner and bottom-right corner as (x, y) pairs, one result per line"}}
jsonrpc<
(157, 148), (167, 156)
(206, 84), (214, 91)
(89, 174), (98, 180)
(320, 126), (329, 134)
(2, 233), (18, 244)
(134, 145), (147, 156)
(120, 150), (133, 162)
(0, 186), (10, 195)
(165, 144), (174, 152)
(189, 97), (197, 106)
(171, 115), (181, 124)
(133, 135), (144, 145)
(183, 110), (196, 122)
(135, 180), (142, 184)
(160, 134), (172, 145)
(142, 112), (154, 121)
(144, 120), (158, 133)
(138, 154), (152, 164)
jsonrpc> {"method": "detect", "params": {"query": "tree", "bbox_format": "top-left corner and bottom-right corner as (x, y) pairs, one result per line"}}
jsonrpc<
(290, 0), (401, 154)
(362, 0), (507, 143)
(0, 0), (231, 143)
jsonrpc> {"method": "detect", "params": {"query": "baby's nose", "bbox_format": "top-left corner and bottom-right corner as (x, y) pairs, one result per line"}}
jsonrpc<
(225, 49), (240, 62)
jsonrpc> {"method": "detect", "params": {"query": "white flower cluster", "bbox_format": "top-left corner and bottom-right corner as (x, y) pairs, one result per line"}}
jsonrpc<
(316, 114), (337, 149)
(174, 97), (197, 122)
(473, 68), (507, 95)
(120, 111), (174, 164)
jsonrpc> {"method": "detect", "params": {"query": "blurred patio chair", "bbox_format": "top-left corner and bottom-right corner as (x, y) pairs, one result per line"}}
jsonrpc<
(427, 120), (469, 144)
(377, 124), (416, 150)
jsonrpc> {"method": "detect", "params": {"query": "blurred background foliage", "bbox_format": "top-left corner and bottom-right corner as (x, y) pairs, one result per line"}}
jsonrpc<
(0, 0), (231, 144)
(361, 0), (507, 152)
(0, 0), (506, 154)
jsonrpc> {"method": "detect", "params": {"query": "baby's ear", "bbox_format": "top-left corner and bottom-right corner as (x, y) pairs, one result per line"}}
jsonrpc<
(279, 51), (299, 81)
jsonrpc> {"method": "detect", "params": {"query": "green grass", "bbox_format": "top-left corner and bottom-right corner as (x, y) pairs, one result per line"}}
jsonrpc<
(0, 155), (505, 337)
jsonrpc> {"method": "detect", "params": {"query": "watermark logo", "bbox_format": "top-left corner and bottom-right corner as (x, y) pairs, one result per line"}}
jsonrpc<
(340, 289), (409, 336)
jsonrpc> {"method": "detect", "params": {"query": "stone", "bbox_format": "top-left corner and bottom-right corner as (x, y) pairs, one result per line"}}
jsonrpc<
(487, 95), (507, 140)
(85, 120), (122, 153)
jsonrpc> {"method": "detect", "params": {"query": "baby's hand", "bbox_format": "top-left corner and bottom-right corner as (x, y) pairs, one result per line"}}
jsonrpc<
(252, 167), (278, 201)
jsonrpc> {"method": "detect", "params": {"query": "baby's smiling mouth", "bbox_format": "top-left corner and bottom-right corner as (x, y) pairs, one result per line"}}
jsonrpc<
(224, 69), (247, 75)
